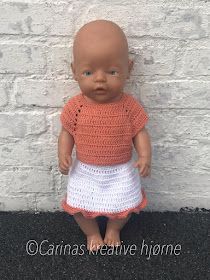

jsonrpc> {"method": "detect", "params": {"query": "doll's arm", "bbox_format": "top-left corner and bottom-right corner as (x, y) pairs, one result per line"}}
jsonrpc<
(58, 126), (74, 174)
(132, 127), (152, 177)
(133, 127), (151, 158)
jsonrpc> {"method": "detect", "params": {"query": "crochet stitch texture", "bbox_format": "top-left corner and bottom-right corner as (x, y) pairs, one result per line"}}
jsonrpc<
(61, 159), (148, 219)
(60, 92), (149, 165)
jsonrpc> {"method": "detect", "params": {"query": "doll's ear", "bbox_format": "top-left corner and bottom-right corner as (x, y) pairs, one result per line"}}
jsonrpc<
(71, 62), (77, 81)
(127, 59), (133, 79)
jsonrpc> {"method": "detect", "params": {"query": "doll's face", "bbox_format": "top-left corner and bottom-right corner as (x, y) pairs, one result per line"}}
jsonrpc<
(71, 20), (133, 104)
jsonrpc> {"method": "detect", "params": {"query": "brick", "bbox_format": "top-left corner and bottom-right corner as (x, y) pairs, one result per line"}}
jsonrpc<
(82, 4), (208, 39)
(0, 113), (47, 138)
(51, 113), (63, 138)
(131, 47), (176, 76)
(145, 192), (210, 211)
(0, 141), (57, 167)
(0, 44), (46, 74)
(0, 169), (54, 195)
(47, 46), (72, 78)
(148, 110), (210, 143)
(0, 2), (74, 35)
(176, 49), (210, 76)
(96, 0), (210, 7)
(0, 82), (9, 107)
(0, 195), (36, 211)
(143, 168), (210, 195)
(36, 194), (60, 211)
(15, 79), (79, 107)
(137, 81), (210, 108)
(152, 144), (210, 171)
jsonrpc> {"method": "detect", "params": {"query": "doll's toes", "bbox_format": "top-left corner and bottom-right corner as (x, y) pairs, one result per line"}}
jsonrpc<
(104, 237), (114, 247)
(104, 237), (113, 246)
(103, 237), (110, 246)
(87, 234), (105, 251)
(103, 237), (107, 245)
(104, 228), (121, 247)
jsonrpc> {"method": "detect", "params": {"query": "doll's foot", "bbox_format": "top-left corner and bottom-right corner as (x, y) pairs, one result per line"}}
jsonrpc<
(104, 228), (121, 247)
(87, 233), (105, 251)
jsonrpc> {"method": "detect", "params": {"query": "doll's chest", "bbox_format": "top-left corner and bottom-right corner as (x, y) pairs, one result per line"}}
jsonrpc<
(73, 106), (132, 138)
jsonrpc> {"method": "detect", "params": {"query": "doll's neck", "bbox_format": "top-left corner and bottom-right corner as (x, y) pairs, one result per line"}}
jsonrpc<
(82, 93), (124, 104)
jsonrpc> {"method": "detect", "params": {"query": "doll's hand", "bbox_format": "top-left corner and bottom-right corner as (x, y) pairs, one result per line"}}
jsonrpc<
(58, 154), (72, 175)
(133, 156), (151, 177)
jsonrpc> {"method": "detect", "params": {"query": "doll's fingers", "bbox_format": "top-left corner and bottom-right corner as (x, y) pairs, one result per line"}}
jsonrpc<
(58, 155), (70, 167)
(59, 162), (68, 170)
(59, 168), (69, 175)
(59, 163), (69, 173)
(140, 169), (146, 177)
(62, 157), (68, 165)
(133, 161), (139, 168)
(63, 158), (71, 168)
(140, 165), (145, 174)
(65, 157), (72, 168)
(63, 163), (69, 170)
(140, 166), (148, 177)
(142, 166), (151, 177)
(64, 156), (70, 165)
(59, 164), (68, 172)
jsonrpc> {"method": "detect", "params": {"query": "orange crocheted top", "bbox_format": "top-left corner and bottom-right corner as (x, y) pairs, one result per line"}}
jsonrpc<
(60, 92), (149, 165)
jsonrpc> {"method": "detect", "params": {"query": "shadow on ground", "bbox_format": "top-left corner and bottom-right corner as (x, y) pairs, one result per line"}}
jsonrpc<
(0, 210), (209, 279)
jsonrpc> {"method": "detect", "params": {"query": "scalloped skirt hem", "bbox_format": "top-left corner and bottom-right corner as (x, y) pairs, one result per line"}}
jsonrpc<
(61, 188), (147, 220)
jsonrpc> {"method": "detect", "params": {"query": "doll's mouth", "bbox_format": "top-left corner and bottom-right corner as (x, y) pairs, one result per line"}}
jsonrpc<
(95, 87), (106, 91)
(94, 87), (107, 94)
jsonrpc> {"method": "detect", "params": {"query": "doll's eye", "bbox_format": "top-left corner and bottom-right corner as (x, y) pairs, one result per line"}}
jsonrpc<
(83, 71), (92, 76)
(109, 70), (118, 75)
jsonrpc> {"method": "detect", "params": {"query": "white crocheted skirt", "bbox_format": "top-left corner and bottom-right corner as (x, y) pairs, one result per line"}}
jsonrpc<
(61, 159), (147, 219)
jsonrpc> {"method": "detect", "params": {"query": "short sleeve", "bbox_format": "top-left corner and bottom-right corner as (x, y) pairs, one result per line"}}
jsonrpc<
(60, 99), (75, 136)
(129, 97), (149, 137)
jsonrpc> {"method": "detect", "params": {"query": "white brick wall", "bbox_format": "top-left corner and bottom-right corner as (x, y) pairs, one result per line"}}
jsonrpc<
(0, 0), (210, 212)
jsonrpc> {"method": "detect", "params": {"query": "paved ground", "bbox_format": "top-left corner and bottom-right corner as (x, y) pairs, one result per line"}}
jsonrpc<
(0, 209), (209, 280)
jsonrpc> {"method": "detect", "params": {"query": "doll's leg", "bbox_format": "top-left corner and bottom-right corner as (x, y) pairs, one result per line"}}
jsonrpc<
(104, 214), (131, 246)
(73, 213), (104, 251)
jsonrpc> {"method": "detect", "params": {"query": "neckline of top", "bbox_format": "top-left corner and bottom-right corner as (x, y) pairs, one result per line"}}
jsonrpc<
(80, 93), (127, 106)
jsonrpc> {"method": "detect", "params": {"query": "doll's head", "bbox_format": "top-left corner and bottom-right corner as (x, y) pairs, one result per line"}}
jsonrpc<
(71, 20), (133, 104)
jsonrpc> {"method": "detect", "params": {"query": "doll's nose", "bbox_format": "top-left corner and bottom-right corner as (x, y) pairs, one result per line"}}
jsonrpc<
(94, 70), (106, 82)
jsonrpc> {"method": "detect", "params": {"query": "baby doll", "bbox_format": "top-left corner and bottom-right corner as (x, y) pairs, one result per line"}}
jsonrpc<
(58, 20), (151, 252)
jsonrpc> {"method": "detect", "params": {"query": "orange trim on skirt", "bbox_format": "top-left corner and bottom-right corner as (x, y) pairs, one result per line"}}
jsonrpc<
(61, 188), (147, 220)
